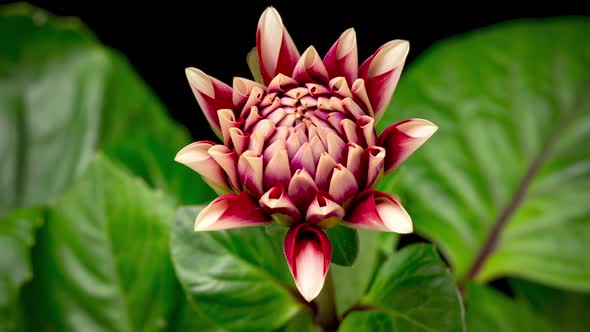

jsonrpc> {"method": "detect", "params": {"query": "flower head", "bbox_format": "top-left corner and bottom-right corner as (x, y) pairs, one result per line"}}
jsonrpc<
(176, 7), (437, 302)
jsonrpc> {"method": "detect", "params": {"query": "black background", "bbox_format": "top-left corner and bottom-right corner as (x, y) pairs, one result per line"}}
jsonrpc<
(22, 1), (588, 141)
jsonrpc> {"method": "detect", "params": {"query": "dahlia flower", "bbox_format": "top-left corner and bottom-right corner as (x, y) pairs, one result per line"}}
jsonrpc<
(175, 7), (437, 302)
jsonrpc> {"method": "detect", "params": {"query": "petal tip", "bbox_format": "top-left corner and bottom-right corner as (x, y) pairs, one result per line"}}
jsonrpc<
(399, 119), (438, 139)
(185, 67), (214, 97)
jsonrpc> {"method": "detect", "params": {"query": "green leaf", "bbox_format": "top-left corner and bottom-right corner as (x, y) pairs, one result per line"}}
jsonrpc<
(279, 310), (319, 332)
(0, 207), (42, 332)
(379, 18), (590, 290)
(332, 230), (380, 315)
(0, 3), (214, 217)
(24, 155), (178, 331)
(171, 206), (302, 332)
(339, 244), (465, 332)
(466, 284), (557, 332)
(510, 278), (590, 332)
(325, 225), (358, 266)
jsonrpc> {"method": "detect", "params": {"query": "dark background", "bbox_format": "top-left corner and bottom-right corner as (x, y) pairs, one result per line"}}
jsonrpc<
(22, 1), (588, 141)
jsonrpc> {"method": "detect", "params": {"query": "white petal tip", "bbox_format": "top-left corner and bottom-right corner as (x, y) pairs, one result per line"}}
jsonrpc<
(399, 119), (438, 138)
(369, 40), (410, 77)
(185, 67), (214, 97)
(378, 202), (413, 234)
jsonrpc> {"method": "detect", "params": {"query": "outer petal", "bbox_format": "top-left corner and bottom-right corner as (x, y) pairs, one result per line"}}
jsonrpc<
(379, 118), (438, 172)
(306, 192), (345, 228)
(344, 190), (412, 233)
(175, 141), (230, 194)
(194, 192), (271, 231)
(257, 7), (300, 85)
(359, 40), (410, 120)
(259, 185), (301, 226)
(208, 145), (240, 191)
(284, 224), (332, 302)
(185, 67), (234, 138)
(323, 28), (358, 85)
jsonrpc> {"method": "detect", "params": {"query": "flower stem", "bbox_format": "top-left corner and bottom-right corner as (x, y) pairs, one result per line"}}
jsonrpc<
(315, 270), (338, 332)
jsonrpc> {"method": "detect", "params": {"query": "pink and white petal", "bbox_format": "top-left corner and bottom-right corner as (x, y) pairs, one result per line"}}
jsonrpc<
(268, 73), (299, 93)
(288, 169), (319, 209)
(364, 146), (385, 188)
(238, 150), (264, 198)
(229, 128), (249, 156)
(185, 67), (234, 138)
(208, 145), (240, 191)
(315, 153), (337, 191)
(175, 141), (230, 194)
(351, 79), (374, 117)
(264, 149), (291, 191)
(306, 193), (345, 228)
(343, 142), (364, 183)
(379, 118), (438, 172)
(291, 143), (317, 178)
(257, 7), (300, 85)
(344, 190), (412, 233)
(341, 97), (366, 120)
(259, 185), (301, 225)
(194, 192), (271, 231)
(357, 116), (377, 147)
(329, 77), (352, 98)
(284, 224), (332, 302)
(293, 46), (330, 84)
(232, 77), (266, 108)
(359, 40), (409, 120)
(323, 28), (358, 84)
(329, 164), (358, 206)
(217, 108), (242, 146)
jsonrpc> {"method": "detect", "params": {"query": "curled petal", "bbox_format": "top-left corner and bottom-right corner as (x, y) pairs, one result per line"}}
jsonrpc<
(288, 169), (319, 209)
(344, 190), (412, 233)
(291, 143), (316, 178)
(268, 73), (299, 93)
(194, 192), (271, 231)
(185, 67), (234, 138)
(379, 118), (438, 172)
(264, 149), (291, 191)
(175, 141), (229, 194)
(357, 115), (377, 147)
(340, 118), (359, 144)
(315, 153), (337, 191)
(257, 7), (300, 85)
(208, 145), (240, 191)
(359, 40), (409, 120)
(351, 79), (374, 117)
(329, 164), (358, 206)
(284, 224), (332, 302)
(343, 142), (364, 183)
(293, 46), (330, 84)
(259, 185), (301, 226)
(341, 97), (366, 120)
(323, 28), (358, 84)
(229, 127), (249, 156)
(218, 108), (241, 146)
(306, 193), (345, 228)
(238, 150), (264, 198)
(233, 77), (266, 108)
(364, 146), (385, 188)
(329, 77), (352, 98)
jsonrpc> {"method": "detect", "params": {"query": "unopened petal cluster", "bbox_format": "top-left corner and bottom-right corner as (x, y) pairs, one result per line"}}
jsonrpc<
(176, 7), (437, 302)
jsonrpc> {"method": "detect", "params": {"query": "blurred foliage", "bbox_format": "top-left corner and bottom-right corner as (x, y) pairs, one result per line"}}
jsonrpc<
(0, 2), (589, 332)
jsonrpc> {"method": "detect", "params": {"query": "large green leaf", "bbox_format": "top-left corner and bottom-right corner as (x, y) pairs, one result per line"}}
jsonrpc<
(339, 244), (465, 332)
(0, 3), (214, 217)
(171, 206), (303, 332)
(510, 278), (590, 332)
(24, 156), (179, 331)
(380, 18), (590, 290)
(0, 207), (42, 331)
(466, 284), (557, 332)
